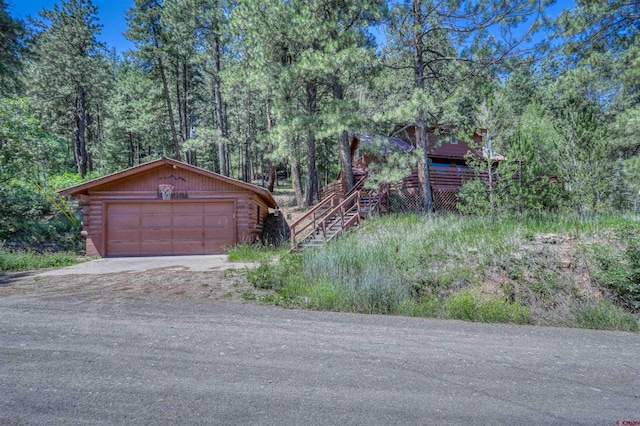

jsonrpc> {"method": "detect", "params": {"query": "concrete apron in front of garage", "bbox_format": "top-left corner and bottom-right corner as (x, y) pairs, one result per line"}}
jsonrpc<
(37, 255), (258, 276)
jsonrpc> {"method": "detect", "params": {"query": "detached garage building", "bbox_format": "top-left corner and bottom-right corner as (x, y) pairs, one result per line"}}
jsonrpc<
(59, 157), (278, 257)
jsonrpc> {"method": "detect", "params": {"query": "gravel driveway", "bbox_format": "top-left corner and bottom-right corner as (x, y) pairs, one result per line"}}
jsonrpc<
(1, 269), (639, 425)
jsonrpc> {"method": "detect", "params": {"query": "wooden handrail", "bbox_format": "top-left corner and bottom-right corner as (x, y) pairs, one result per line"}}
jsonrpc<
(298, 189), (362, 248)
(369, 184), (388, 215)
(345, 175), (367, 197)
(290, 193), (343, 247)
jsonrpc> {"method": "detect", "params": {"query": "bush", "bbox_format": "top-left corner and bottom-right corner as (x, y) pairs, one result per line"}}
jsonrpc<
(397, 297), (442, 318)
(247, 254), (303, 291)
(446, 291), (530, 324)
(591, 226), (640, 312)
(0, 248), (82, 271)
(572, 301), (639, 332)
(457, 180), (491, 215)
(477, 298), (530, 324)
(0, 180), (83, 253)
(446, 291), (478, 321)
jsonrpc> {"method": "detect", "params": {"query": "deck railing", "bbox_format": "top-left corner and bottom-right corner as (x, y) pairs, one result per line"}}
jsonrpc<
(429, 167), (490, 188)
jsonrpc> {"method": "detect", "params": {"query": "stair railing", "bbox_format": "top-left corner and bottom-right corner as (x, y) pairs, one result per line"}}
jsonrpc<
(369, 184), (389, 216)
(316, 190), (362, 244)
(289, 193), (343, 248)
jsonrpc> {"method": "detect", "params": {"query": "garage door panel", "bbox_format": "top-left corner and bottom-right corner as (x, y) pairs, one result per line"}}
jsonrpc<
(140, 241), (173, 255)
(140, 228), (172, 240)
(172, 241), (204, 254)
(204, 240), (230, 252)
(173, 215), (204, 228)
(109, 204), (140, 214)
(141, 215), (172, 228)
(109, 228), (141, 241)
(173, 228), (204, 239)
(205, 202), (234, 213)
(109, 215), (140, 230)
(140, 204), (172, 214)
(173, 203), (204, 214)
(204, 215), (234, 227)
(107, 241), (141, 256)
(106, 202), (236, 256)
(204, 227), (235, 239)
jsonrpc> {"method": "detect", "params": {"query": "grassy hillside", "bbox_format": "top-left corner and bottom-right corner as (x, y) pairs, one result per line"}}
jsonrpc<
(249, 213), (640, 331)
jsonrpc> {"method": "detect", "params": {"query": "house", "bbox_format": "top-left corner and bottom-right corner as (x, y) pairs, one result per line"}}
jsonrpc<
(319, 126), (498, 211)
(59, 157), (278, 257)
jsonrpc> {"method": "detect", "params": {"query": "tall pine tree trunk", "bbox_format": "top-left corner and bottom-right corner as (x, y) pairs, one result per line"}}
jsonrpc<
(265, 98), (276, 192)
(74, 86), (88, 178)
(332, 77), (354, 193)
(244, 91), (252, 183)
(152, 22), (181, 161)
(212, 31), (228, 176)
(290, 137), (304, 207)
(303, 83), (317, 207)
(413, 0), (433, 212)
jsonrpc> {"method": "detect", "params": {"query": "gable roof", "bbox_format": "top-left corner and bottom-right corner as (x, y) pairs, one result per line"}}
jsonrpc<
(58, 157), (278, 208)
(353, 134), (415, 155)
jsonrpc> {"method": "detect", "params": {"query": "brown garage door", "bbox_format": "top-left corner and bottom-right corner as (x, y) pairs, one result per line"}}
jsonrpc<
(106, 201), (236, 256)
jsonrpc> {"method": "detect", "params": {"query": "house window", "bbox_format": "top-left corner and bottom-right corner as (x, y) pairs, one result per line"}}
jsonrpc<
(449, 134), (458, 144)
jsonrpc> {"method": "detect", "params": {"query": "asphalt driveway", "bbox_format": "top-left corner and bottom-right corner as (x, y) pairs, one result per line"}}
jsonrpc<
(1, 294), (638, 425)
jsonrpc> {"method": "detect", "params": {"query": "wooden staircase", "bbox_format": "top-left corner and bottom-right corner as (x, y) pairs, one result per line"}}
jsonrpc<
(290, 178), (385, 250)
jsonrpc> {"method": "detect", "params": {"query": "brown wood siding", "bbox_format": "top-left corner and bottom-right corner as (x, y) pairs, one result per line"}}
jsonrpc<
(66, 160), (276, 257)
(96, 165), (239, 193)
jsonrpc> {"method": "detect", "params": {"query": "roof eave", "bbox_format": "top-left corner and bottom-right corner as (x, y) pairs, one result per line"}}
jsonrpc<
(58, 157), (278, 208)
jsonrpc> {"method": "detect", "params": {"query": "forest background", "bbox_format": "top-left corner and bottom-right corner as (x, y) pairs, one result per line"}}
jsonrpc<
(1, 0), (639, 252)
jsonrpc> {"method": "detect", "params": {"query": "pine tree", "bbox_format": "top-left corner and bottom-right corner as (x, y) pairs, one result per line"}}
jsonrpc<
(26, 0), (110, 178)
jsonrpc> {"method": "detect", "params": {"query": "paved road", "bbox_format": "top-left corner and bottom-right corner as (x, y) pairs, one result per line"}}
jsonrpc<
(1, 296), (638, 425)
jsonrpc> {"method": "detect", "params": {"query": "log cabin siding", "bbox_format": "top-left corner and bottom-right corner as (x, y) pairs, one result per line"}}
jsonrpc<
(60, 158), (277, 257)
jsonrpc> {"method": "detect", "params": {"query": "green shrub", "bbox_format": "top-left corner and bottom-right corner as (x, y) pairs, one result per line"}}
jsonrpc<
(247, 254), (303, 291)
(446, 291), (478, 321)
(572, 301), (639, 332)
(446, 291), (530, 324)
(0, 248), (82, 271)
(591, 226), (640, 312)
(397, 297), (442, 318)
(477, 298), (530, 324)
(457, 180), (491, 215)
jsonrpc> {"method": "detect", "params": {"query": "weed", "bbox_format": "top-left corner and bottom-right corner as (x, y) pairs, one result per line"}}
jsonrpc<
(0, 248), (84, 271)
(572, 301), (639, 332)
(397, 297), (442, 318)
(227, 243), (286, 262)
(240, 291), (256, 301)
(477, 299), (530, 324)
(446, 291), (478, 321)
(445, 291), (530, 324)
(247, 212), (640, 330)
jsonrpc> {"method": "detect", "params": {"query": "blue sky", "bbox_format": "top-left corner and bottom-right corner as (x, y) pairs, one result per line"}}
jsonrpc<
(7, 0), (135, 53)
(8, 0), (574, 55)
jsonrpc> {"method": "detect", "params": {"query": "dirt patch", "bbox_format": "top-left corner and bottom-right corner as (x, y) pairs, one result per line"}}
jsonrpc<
(480, 232), (610, 325)
(0, 268), (275, 304)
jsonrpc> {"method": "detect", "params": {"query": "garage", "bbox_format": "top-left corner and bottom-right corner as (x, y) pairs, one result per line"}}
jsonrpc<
(106, 201), (236, 256)
(59, 157), (277, 257)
